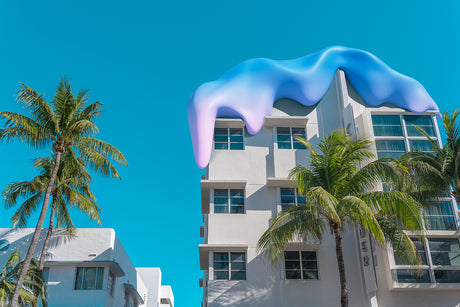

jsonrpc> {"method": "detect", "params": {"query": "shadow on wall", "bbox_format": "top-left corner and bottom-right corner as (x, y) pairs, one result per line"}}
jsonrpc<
(208, 253), (279, 307)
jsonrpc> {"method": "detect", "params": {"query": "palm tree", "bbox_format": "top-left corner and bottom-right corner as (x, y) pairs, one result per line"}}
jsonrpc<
(257, 130), (425, 307)
(2, 152), (101, 271)
(0, 249), (47, 307)
(403, 111), (460, 204)
(0, 78), (127, 306)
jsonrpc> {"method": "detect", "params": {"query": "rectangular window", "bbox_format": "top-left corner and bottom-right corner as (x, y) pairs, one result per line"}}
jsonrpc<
(429, 238), (460, 266)
(214, 128), (244, 150)
(74, 267), (104, 290)
(277, 127), (306, 149)
(213, 252), (246, 280)
(426, 201), (457, 231)
(280, 188), (306, 211)
(396, 269), (431, 283)
(107, 270), (115, 296)
(371, 115), (403, 137)
(284, 251), (318, 280)
(375, 140), (406, 159)
(214, 189), (244, 214)
(404, 115), (436, 137)
(394, 238), (428, 265)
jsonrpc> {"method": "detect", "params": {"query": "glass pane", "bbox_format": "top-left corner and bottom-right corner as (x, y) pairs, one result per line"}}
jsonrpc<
(214, 252), (228, 261)
(286, 270), (301, 279)
(82, 267), (97, 290)
(404, 115), (433, 126)
(427, 216), (457, 231)
(285, 261), (301, 270)
(429, 239), (460, 265)
(231, 270), (246, 280)
(396, 270), (431, 283)
(409, 140), (435, 152)
(230, 128), (243, 136)
(301, 251), (317, 260)
(429, 238), (460, 252)
(230, 143), (243, 150)
(302, 270), (319, 279)
(214, 262), (229, 270)
(373, 126), (404, 137)
(406, 125), (436, 137)
(277, 127), (291, 134)
(293, 140), (306, 149)
(377, 152), (404, 159)
(281, 188), (295, 204)
(285, 251), (300, 260)
(395, 239), (427, 265)
(96, 267), (104, 290)
(292, 128), (305, 136)
(214, 271), (229, 280)
(278, 142), (292, 149)
(214, 135), (228, 142)
(231, 253), (245, 261)
(230, 205), (244, 214)
(214, 142), (228, 150)
(214, 205), (228, 213)
(231, 262), (246, 270)
(425, 201), (453, 216)
(281, 204), (295, 211)
(434, 270), (460, 283)
(376, 140), (406, 151)
(372, 115), (401, 126)
(75, 268), (83, 290)
(42, 267), (49, 283)
(302, 261), (318, 270)
(277, 135), (291, 142)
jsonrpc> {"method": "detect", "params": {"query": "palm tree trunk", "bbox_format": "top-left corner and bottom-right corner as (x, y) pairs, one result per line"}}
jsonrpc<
(333, 226), (348, 307)
(39, 197), (57, 270)
(10, 151), (62, 307)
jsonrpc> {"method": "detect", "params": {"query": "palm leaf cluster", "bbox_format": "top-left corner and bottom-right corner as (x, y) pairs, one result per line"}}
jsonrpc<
(0, 249), (47, 307)
(0, 77), (127, 307)
(257, 130), (426, 307)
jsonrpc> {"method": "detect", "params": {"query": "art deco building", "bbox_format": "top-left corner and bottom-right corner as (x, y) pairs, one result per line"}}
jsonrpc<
(197, 70), (460, 307)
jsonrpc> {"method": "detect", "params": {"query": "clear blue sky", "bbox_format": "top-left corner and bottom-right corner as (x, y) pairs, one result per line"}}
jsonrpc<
(0, 0), (459, 305)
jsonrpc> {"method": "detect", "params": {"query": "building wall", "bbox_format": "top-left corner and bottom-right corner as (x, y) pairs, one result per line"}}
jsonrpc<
(200, 70), (460, 307)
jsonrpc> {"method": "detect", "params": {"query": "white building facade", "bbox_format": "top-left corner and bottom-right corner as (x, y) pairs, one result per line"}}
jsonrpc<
(0, 228), (174, 307)
(198, 70), (460, 306)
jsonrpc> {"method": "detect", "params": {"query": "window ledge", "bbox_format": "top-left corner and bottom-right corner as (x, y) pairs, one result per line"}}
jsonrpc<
(264, 116), (308, 127)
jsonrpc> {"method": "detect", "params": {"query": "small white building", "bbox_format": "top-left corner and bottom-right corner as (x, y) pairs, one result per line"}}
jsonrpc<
(198, 70), (460, 306)
(0, 228), (174, 307)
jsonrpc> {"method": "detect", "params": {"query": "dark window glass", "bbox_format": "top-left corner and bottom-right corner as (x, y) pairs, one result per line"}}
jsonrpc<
(214, 128), (243, 150)
(75, 267), (104, 290)
(277, 127), (306, 149)
(395, 238), (427, 265)
(214, 189), (244, 214)
(42, 267), (49, 283)
(396, 270), (431, 283)
(409, 140), (435, 152)
(375, 140), (406, 159)
(280, 188), (306, 211)
(214, 252), (246, 280)
(434, 270), (460, 283)
(429, 238), (460, 266)
(284, 251), (318, 280)
(404, 115), (436, 137)
(371, 115), (403, 136)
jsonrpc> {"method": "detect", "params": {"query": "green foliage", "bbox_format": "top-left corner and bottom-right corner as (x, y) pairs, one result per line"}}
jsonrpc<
(257, 130), (425, 267)
(0, 249), (47, 307)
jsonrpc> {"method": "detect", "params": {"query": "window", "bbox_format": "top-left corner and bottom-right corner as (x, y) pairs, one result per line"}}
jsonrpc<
(213, 252), (246, 280)
(395, 238), (460, 283)
(404, 115), (436, 137)
(213, 189), (244, 214)
(284, 251), (318, 280)
(74, 267), (104, 290)
(42, 267), (49, 283)
(426, 201), (457, 230)
(277, 127), (306, 149)
(214, 128), (244, 150)
(371, 115), (403, 137)
(124, 290), (135, 307)
(107, 270), (115, 296)
(280, 188), (306, 211)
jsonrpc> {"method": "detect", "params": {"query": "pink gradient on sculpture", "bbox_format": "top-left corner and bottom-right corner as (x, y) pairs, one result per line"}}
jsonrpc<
(188, 46), (439, 168)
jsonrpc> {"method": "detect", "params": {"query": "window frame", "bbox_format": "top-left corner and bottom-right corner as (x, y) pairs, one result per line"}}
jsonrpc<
(283, 250), (319, 280)
(276, 127), (306, 150)
(212, 188), (245, 214)
(213, 127), (244, 150)
(74, 267), (105, 291)
(278, 187), (306, 212)
(213, 252), (247, 281)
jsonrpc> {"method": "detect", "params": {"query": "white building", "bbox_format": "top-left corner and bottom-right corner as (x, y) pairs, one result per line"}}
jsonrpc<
(198, 70), (460, 306)
(0, 228), (174, 307)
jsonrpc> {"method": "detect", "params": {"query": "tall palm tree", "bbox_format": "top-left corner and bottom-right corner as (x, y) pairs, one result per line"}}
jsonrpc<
(0, 249), (47, 307)
(403, 111), (460, 204)
(2, 152), (101, 271)
(257, 130), (425, 307)
(0, 78), (127, 306)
